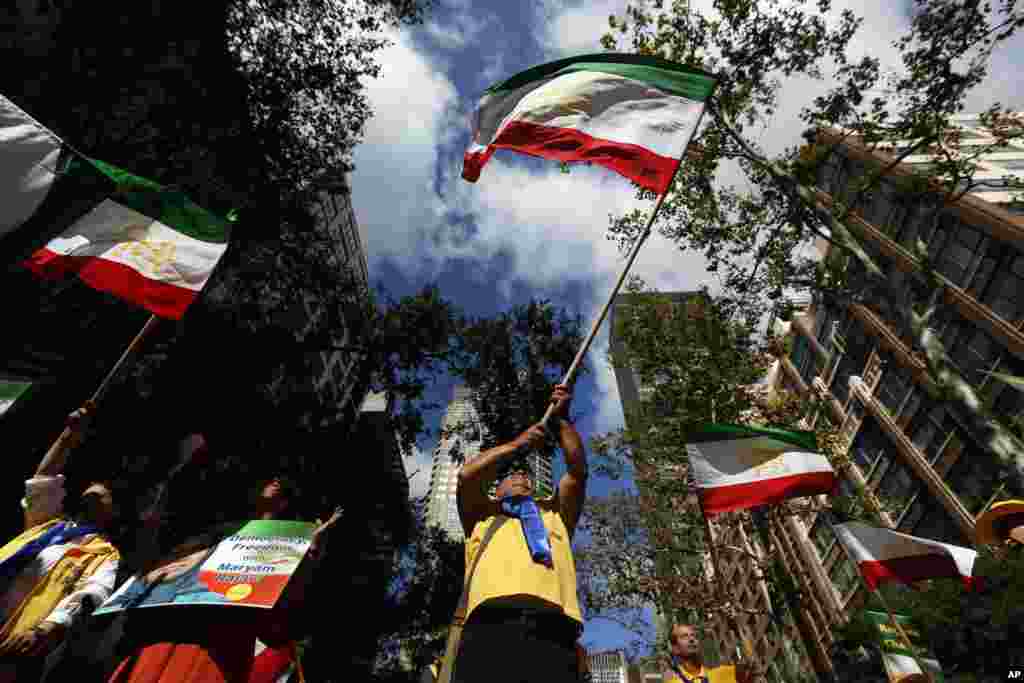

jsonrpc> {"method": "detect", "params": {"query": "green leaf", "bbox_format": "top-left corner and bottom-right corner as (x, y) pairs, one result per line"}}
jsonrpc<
(982, 371), (1024, 393)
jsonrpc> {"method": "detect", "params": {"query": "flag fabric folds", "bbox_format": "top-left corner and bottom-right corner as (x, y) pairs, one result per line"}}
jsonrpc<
(1, 94), (230, 320)
(462, 53), (717, 194)
(833, 521), (978, 590)
(686, 423), (836, 515)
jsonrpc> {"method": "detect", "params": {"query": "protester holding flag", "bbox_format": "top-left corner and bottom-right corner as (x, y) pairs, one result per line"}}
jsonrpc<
(445, 384), (585, 683)
(0, 402), (126, 681)
(664, 623), (752, 683)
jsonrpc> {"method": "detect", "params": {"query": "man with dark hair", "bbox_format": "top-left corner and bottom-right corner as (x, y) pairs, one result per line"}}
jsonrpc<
(450, 384), (586, 683)
(664, 623), (753, 683)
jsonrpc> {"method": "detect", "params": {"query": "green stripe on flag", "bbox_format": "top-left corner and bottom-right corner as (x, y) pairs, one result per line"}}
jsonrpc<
(0, 379), (32, 416)
(687, 422), (818, 451)
(552, 62), (718, 101)
(86, 158), (230, 244)
(486, 52), (717, 101)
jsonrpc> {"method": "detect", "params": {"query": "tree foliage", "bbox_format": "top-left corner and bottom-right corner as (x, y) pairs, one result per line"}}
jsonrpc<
(599, 0), (1024, 496)
(225, 0), (432, 203)
(448, 299), (588, 449)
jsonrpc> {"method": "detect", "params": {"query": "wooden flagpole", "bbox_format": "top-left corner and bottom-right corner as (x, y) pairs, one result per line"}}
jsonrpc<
(48, 314), (161, 446)
(537, 107), (710, 430)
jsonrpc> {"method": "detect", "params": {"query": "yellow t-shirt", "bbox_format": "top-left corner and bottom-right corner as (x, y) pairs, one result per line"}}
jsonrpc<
(663, 664), (737, 683)
(463, 498), (582, 623)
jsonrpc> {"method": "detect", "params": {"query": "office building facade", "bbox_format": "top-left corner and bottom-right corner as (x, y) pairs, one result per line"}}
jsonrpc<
(765, 113), (1024, 672)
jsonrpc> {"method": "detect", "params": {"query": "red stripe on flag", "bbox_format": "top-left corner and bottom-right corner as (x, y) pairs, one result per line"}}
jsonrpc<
(24, 249), (196, 320)
(699, 471), (836, 515)
(249, 644), (294, 683)
(465, 120), (680, 193)
(858, 556), (979, 591)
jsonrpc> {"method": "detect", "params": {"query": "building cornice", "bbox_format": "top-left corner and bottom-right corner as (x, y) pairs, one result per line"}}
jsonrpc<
(816, 127), (1024, 237)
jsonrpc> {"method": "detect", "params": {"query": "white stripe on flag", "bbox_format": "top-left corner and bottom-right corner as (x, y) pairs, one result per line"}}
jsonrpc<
(43, 198), (228, 291)
(833, 522), (976, 575)
(687, 437), (833, 489)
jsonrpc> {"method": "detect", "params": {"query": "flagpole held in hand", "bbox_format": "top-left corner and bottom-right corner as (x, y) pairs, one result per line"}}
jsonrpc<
(538, 109), (710, 432)
(47, 314), (160, 450)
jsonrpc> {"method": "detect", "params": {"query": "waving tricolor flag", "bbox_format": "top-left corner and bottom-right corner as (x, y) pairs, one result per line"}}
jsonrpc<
(686, 423), (836, 515)
(1, 94), (230, 320)
(833, 521), (978, 590)
(462, 53), (717, 193)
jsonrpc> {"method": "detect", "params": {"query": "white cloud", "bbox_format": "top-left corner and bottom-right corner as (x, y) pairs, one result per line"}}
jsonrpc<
(422, 5), (494, 52)
(404, 444), (433, 500)
(537, 0), (620, 57)
(350, 32), (460, 267)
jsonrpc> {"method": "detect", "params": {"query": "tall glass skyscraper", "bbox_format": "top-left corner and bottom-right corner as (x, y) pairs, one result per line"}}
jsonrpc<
(425, 383), (556, 540)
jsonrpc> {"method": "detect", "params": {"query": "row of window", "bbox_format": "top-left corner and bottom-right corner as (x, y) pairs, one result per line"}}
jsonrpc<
(819, 153), (1024, 331)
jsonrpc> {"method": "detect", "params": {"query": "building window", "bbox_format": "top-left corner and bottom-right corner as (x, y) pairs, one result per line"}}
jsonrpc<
(908, 401), (950, 463)
(908, 495), (970, 546)
(876, 358), (913, 417)
(932, 217), (984, 288)
(796, 337), (818, 386)
(945, 441), (1003, 515)
(976, 250), (1024, 324)
(949, 327), (1000, 386)
(876, 460), (922, 518)
(831, 317), (871, 406)
(850, 416), (892, 476)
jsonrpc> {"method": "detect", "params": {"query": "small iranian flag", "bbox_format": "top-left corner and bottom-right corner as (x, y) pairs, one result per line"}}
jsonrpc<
(686, 423), (836, 515)
(462, 53), (717, 194)
(0, 380), (32, 417)
(1, 95), (230, 320)
(863, 611), (944, 683)
(833, 522), (978, 590)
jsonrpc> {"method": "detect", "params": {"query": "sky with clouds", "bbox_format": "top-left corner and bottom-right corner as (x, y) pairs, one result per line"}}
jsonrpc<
(348, 0), (1024, 654)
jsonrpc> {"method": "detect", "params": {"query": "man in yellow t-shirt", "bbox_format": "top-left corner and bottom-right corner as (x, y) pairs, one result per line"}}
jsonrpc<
(663, 624), (753, 683)
(452, 384), (587, 683)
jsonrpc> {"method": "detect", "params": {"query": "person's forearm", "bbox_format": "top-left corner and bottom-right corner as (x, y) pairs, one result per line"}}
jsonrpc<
(35, 431), (77, 477)
(558, 420), (587, 477)
(458, 437), (525, 487)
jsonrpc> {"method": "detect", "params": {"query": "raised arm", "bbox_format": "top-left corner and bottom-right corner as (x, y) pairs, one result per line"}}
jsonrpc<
(550, 385), (587, 537)
(34, 401), (94, 478)
(457, 426), (546, 536)
(23, 403), (94, 530)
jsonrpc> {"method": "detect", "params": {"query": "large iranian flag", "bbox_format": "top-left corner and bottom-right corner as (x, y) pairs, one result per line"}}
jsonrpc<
(1, 95), (230, 320)
(462, 53), (717, 193)
(686, 423), (836, 515)
(833, 522), (978, 590)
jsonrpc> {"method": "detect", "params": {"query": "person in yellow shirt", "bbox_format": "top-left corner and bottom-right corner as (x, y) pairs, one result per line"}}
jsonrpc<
(452, 384), (586, 683)
(663, 624), (753, 683)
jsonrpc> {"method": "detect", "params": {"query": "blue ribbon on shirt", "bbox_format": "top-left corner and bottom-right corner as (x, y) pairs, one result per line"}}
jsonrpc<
(0, 521), (100, 583)
(669, 656), (709, 683)
(499, 495), (553, 566)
